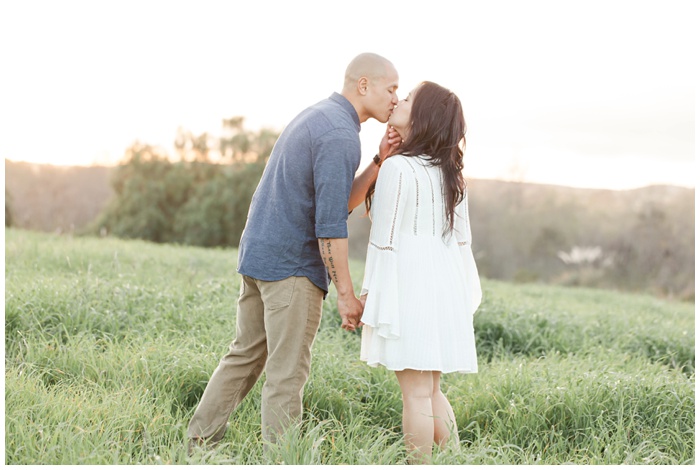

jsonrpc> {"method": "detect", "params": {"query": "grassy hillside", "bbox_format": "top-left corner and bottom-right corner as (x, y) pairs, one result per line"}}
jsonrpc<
(4, 229), (694, 464)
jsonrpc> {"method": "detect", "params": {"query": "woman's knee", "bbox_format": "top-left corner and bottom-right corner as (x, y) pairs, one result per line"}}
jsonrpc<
(396, 369), (434, 398)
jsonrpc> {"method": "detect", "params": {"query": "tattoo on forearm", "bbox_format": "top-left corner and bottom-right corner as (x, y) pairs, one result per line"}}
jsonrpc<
(320, 239), (341, 285)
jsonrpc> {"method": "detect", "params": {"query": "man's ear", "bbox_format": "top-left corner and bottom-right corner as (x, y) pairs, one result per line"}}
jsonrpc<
(358, 77), (369, 95)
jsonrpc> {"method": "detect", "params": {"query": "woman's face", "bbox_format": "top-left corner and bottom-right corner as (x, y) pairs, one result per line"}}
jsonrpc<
(388, 85), (419, 139)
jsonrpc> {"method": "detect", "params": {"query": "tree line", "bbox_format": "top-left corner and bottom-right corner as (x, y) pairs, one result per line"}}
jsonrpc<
(92, 117), (276, 247)
(4, 119), (695, 301)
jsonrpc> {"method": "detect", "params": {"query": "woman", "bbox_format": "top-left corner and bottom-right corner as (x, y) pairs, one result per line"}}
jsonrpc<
(359, 81), (482, 463)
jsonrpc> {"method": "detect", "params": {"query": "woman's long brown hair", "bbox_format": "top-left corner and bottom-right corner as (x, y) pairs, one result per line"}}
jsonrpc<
(365, 81), (467, 236)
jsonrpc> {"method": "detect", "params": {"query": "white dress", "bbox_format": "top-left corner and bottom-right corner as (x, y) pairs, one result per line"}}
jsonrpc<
(359, 155), (482, 373)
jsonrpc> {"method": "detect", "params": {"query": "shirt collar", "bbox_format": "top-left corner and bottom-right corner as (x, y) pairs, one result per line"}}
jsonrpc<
(329, 92), (361, 131)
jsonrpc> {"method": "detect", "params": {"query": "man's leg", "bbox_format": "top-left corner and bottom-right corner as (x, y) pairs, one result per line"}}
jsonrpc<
(256, 276), (324, 444)
(187, 275), (268, 445)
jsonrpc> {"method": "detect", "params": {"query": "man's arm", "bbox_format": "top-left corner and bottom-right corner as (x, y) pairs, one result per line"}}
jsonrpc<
(318, 237), (362, 331)
(348, 162), (381, 212)
(347, 126), (402, 212)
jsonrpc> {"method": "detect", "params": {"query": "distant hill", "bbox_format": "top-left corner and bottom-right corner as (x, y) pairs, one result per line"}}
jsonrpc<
(5, 160), (113, 233)
(349, 177), (694, 299)
(350, 179), (694, 259)
(5, 159), (694, 299)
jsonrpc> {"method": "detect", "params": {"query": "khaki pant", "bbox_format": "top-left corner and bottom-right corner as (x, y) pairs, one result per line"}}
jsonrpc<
(187, 275), (324, 444)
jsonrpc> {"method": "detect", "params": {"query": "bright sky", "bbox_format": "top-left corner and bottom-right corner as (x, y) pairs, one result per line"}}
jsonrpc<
(1, 0), (696, 190)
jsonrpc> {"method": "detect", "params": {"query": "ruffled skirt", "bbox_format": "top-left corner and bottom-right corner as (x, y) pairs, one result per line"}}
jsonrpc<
(359, 235), (480, 373)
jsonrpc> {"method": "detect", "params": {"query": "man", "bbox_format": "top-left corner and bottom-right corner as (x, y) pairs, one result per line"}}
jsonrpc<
(187, 52), (400, 451)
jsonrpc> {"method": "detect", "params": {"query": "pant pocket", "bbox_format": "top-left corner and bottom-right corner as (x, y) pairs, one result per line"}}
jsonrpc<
(263, 276), (297, 310)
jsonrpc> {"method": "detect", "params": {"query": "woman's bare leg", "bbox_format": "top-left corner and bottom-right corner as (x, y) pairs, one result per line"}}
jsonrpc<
(431, 371), (459, 448)
(395, 369), (434, 464)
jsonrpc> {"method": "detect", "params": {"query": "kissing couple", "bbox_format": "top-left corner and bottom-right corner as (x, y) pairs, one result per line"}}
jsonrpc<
(187, 52), (481, 464)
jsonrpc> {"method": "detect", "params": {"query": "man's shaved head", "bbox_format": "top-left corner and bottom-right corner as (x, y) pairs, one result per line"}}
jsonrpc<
(341, 52), (399, 123)
(343, 53), (397, 91)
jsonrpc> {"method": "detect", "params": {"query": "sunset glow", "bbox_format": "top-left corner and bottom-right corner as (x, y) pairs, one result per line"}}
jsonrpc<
(1, 0), (696, 191)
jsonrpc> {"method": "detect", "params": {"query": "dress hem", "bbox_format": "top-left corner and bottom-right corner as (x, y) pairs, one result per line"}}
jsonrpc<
(361, 359), (478, 374)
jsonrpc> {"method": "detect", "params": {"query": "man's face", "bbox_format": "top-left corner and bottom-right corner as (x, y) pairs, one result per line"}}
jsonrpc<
(364, 66), (399, 123)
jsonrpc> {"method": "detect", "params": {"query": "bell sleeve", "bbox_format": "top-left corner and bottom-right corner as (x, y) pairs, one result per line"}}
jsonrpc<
(360, 158), (406, 339)
(454, 189), (483, 315)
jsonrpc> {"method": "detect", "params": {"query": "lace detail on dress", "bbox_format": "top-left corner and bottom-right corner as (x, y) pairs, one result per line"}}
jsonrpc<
(389, 174), (403, 245)
(370, 242), (395, 251)
(421, 163), (436, 236)
(403, 157), (420, 235)
(457, 196), (469, 246)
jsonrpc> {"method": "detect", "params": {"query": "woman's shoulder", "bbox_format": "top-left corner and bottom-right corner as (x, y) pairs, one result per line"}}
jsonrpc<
(384, 155), (439, 182)
(389, 154), (435, 166)
(382, 154), (428, 171)
(379, 154), (405, 173)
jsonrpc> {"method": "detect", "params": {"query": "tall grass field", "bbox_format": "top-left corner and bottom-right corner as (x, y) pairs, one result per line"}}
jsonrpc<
(4, 228), (695, 464)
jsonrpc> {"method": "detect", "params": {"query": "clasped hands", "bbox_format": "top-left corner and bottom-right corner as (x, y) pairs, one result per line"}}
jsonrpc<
(338, 292), (364, 332)
(338, 126), (400, 333)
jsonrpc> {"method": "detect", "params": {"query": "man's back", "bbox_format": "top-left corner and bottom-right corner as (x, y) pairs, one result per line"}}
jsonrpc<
(237, 92), (362, 293)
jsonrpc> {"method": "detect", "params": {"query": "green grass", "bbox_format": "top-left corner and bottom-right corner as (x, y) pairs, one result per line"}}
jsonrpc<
(4, 228), (695, 464)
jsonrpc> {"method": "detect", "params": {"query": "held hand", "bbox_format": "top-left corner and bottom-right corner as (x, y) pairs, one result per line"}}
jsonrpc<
(378, 125), (402, 161)
(337, 293), (363, 332)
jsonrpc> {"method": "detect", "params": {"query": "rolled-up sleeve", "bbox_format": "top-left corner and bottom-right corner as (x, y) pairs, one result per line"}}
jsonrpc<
(312, 129), (361, 238)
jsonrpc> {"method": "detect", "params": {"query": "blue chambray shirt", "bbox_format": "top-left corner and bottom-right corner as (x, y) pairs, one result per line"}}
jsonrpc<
(237, 93), (362, 294)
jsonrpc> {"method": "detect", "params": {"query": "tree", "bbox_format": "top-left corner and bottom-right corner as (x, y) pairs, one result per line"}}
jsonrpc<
(94, 118), (278, 247)
(219, 117), (277, 164)
(95, 143), (189, 243)
(173, 161), (265, 247)
(174, 127), (214, 162)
